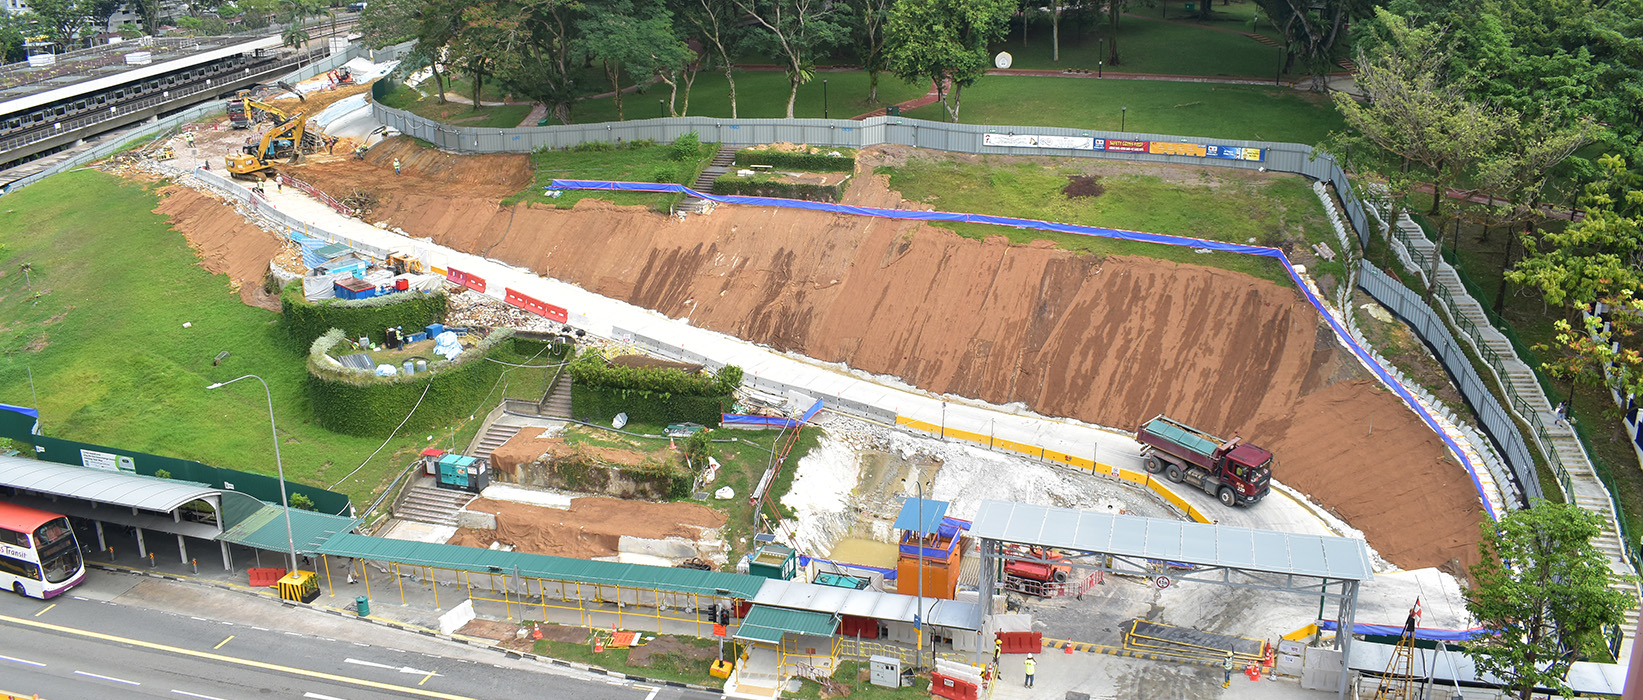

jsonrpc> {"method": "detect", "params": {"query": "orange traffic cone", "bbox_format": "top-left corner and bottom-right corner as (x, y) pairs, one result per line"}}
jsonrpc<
(669, 437), (677, 450)
(1064, 642), (1074, 655)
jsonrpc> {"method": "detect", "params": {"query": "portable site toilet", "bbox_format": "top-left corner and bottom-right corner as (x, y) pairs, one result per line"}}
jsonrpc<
(436, 453), (490, 493)
(420, 448), (446, 476)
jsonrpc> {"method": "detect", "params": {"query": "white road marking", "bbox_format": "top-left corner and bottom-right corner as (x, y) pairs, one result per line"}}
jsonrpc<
(173, 689), (231, 700)
(303, 693), (350, 700)
(74, 670), (140, 685)
(0, 653), (45, 667)
(644, 687), (660, 700)
(344, 658), (439, 675)
(190, 616), (208, 621)
(250, 626), (269, 631)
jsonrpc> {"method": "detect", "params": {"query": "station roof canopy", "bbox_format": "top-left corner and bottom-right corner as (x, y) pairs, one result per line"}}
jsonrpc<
(217, 504), (360, 555)
(970, 500), (1373, 582)
(0, 455), (221, 513)
(316, 533), (765, 599)
(735, 605), (839, 644)
(893, 497), (949, 536)
(752, 579), (980, 631)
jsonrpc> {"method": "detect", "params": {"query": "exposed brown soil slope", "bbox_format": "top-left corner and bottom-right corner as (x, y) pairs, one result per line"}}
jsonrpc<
(290, 150), (1485, 570)
(448, 497), (725, 560)
(153, 185), (284, 309)
(291, 136), (531, 201)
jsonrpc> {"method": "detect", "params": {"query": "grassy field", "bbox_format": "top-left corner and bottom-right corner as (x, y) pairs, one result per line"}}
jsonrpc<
(0, 171), (554, 508)
(531, 632), (722, 687)
(505, 139), (718, 211)
(378, 84), (532, 129)
(903, 76), (1344, 145)
(569, 70), (931, 124)
(994, 11), (1287, 77)
(788, 660), (928, 700)
(879, 157), (1342, 286)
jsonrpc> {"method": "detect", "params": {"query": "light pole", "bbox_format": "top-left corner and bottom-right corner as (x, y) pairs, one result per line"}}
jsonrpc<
(904, 477), (927, 671)
(208, 375), (299, 572)
(1120, 106), (1127, 132)
(1275, 47), (1284, 86)
(823, 79), (829, 119)
(1098, 37), (1104, 76)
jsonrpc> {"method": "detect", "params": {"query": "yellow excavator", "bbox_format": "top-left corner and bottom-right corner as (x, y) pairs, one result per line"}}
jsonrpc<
(225, 113), (308, 179)
(226, 84), (306, 129)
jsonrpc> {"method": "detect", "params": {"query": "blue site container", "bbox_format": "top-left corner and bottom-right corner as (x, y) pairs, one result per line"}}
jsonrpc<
(425, 323), (444, 338)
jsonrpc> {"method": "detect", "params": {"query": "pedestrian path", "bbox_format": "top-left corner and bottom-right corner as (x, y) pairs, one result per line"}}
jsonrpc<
(1384, 209), (1641, 653)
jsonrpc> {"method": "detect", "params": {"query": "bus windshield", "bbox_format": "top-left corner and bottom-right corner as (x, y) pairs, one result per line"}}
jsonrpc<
(33, 518), (80, 584)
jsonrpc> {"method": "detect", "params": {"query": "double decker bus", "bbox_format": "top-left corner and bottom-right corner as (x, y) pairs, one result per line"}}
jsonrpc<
(0, 502), (85, 599)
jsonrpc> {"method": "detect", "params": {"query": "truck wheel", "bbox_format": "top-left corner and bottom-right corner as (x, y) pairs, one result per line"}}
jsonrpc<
(1164, 465), (1184, 483)
(1218, 487), (1237, 507)
(1144, 456), (1164, 474)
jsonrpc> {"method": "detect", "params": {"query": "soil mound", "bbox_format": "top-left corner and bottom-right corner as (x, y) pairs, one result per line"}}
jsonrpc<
(153, 185), (284, 309)
(266, 153), (1485, 570)
(291, 136), (531, 201)
(448, 496), (726, 560)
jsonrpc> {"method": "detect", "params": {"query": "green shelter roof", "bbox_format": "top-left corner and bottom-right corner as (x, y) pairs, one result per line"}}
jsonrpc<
(316, 533), (765, 599)
(217, 504), (360, 555)
(735, 605), (839, 643)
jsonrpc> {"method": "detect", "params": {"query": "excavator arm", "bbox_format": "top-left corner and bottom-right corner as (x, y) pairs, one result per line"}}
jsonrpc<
(224, 112), (309, 177)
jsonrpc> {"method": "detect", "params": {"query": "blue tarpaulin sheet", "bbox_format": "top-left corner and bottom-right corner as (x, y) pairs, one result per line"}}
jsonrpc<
(722, 414), (804, 428)
(1317, 619), (1486, 642)
(0, 404), (39, 419)
(289, 231), (334, 269)
(548, 180), (1498, 521)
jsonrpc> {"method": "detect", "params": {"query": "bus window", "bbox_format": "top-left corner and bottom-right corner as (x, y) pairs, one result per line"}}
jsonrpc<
(0, 554), (41, 581)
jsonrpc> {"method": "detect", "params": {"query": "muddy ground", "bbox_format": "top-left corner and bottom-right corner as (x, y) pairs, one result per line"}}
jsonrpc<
(447, 496), (726, 560)
(156, 140), (1488, 571)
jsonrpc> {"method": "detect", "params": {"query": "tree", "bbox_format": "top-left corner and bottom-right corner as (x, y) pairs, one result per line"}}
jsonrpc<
(577, 2), (686, 121)
(679, 0), (743, 117)
(735, 0), (849, 118)
(28, 0), (90, 48)
(1508, 154), (1643, 310)
(1332, 8), (1512, 302)
(845, 0), (889, 101)
(1255, 0), (1370, 89)
(281, 21), (310, 49)
(1465, 502), (1635, 700)
(0, 12), (30, 63)
(490, 0), (583, 124)
(884, 0), (1012, 122)
(1102, 0), (1128, 65)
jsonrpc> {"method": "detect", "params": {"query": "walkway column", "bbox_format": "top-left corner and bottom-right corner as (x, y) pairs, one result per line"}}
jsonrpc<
(135, 527), (146, 559)
(220, 540), (232, 571)
(94, 521), (106, 552)
(177, 534), (188, 564)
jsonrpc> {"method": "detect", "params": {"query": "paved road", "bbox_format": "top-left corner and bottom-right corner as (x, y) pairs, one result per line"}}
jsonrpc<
(0, 588), (719, 700)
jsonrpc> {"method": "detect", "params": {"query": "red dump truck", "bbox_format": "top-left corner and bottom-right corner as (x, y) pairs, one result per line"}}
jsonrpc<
(1136, 415), (1273, 507)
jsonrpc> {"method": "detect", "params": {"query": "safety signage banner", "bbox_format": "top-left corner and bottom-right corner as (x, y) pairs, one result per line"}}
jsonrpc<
(1101, 139), (1150, 153)
(1037, 135), (1096, 150)
(982, 133), (1097, 150)
(1149, 141), (1208, 157)
(1205, 144), (1264, 161)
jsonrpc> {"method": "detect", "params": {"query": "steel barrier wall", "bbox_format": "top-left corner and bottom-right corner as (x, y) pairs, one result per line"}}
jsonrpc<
(1357, 264), (1543, 503)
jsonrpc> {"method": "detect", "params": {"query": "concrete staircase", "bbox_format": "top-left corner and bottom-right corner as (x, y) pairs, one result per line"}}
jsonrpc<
(679, 145), (738, 215)
(468, 423), (522, 464)
(540, 376), (573, 419)
(1389, 213), (1641, 645)
(396, 485), (475, 527)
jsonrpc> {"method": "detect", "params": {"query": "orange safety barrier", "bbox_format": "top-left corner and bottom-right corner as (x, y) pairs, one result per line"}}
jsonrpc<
(248, 567), (286, 587)
(446, 267), (486, 293)
(503, 288), (569, 323)
(931, 673), (978, 700)
(996, 631), (1042, 655)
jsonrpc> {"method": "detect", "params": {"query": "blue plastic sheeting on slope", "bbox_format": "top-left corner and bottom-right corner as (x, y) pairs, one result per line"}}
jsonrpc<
(288, 231), (335, 269)
(798, 555), (899, 579)
(0, 404), (40, 420)
(1316, 619), (1486, 642)
(546, 180), (1498, 521)
(722, 414), (805, 429)
(801, 398), (824, 423)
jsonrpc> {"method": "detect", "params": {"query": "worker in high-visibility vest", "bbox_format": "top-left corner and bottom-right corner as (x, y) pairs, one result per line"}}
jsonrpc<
(1023, 655), (1036, 688)
(1223, 652), (1235, 688)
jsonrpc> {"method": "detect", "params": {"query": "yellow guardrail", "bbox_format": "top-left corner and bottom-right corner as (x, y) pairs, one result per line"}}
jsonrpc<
(894, 417), (1216, 524)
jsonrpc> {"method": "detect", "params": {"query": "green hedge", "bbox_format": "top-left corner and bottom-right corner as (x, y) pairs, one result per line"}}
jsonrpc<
(712, 175), (845, 202)
(569, 351), (742, 396)
(528, 453), (693, 500)
(734, 147), (857, 172)
(306, 327), (515, 437)
(570, 384), (730, 427)
(280, 279), (448, 349)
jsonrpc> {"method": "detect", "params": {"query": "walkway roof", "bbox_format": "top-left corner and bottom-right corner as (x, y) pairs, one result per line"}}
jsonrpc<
(1348, 641), (1624, 694)
(752, 579), (980, 631)
(0, 455), (221, 513)
(736, 605), (839, 644)
(316, 533), (765, 598)
(970, 500), (1373, 582)
(217, 504), (360, 555)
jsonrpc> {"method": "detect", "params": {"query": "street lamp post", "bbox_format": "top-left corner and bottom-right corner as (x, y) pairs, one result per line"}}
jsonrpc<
(208, 375), (298, 572)
(823, 79), (829, 119)
(1120, 106), (1127, 132)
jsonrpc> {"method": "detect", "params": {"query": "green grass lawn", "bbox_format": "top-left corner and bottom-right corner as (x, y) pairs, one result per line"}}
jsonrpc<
(378, 84), (532, 129)
(0, 171), (553, 508)
(788, 661), (928, 700)
(531, 632), (722, 687)
(903, 76), (1344, 145)
(880, 157), (1341, 286)
(994, 11), (1288, 77)
(570, 70), (930, 124)
(505, 139), (718, 212)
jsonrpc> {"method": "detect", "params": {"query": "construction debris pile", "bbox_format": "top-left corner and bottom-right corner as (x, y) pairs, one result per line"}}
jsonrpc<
(444, 288), (565, 333)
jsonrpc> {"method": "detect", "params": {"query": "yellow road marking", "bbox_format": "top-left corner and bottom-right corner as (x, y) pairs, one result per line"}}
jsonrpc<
(214, 635), (234, 649)
(2, 687), (44, 700)
(419, 672), (435, 686)
(34, 603), (55, 617)
(0, 613), (480, 700)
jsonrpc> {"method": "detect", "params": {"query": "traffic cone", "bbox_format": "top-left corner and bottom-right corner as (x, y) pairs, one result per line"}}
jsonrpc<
(669, 437), (677, 450)
(1064, 642), (1074, 655)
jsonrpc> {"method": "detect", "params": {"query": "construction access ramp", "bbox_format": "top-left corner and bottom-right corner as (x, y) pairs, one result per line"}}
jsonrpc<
(1122, 619), (1266, 662)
